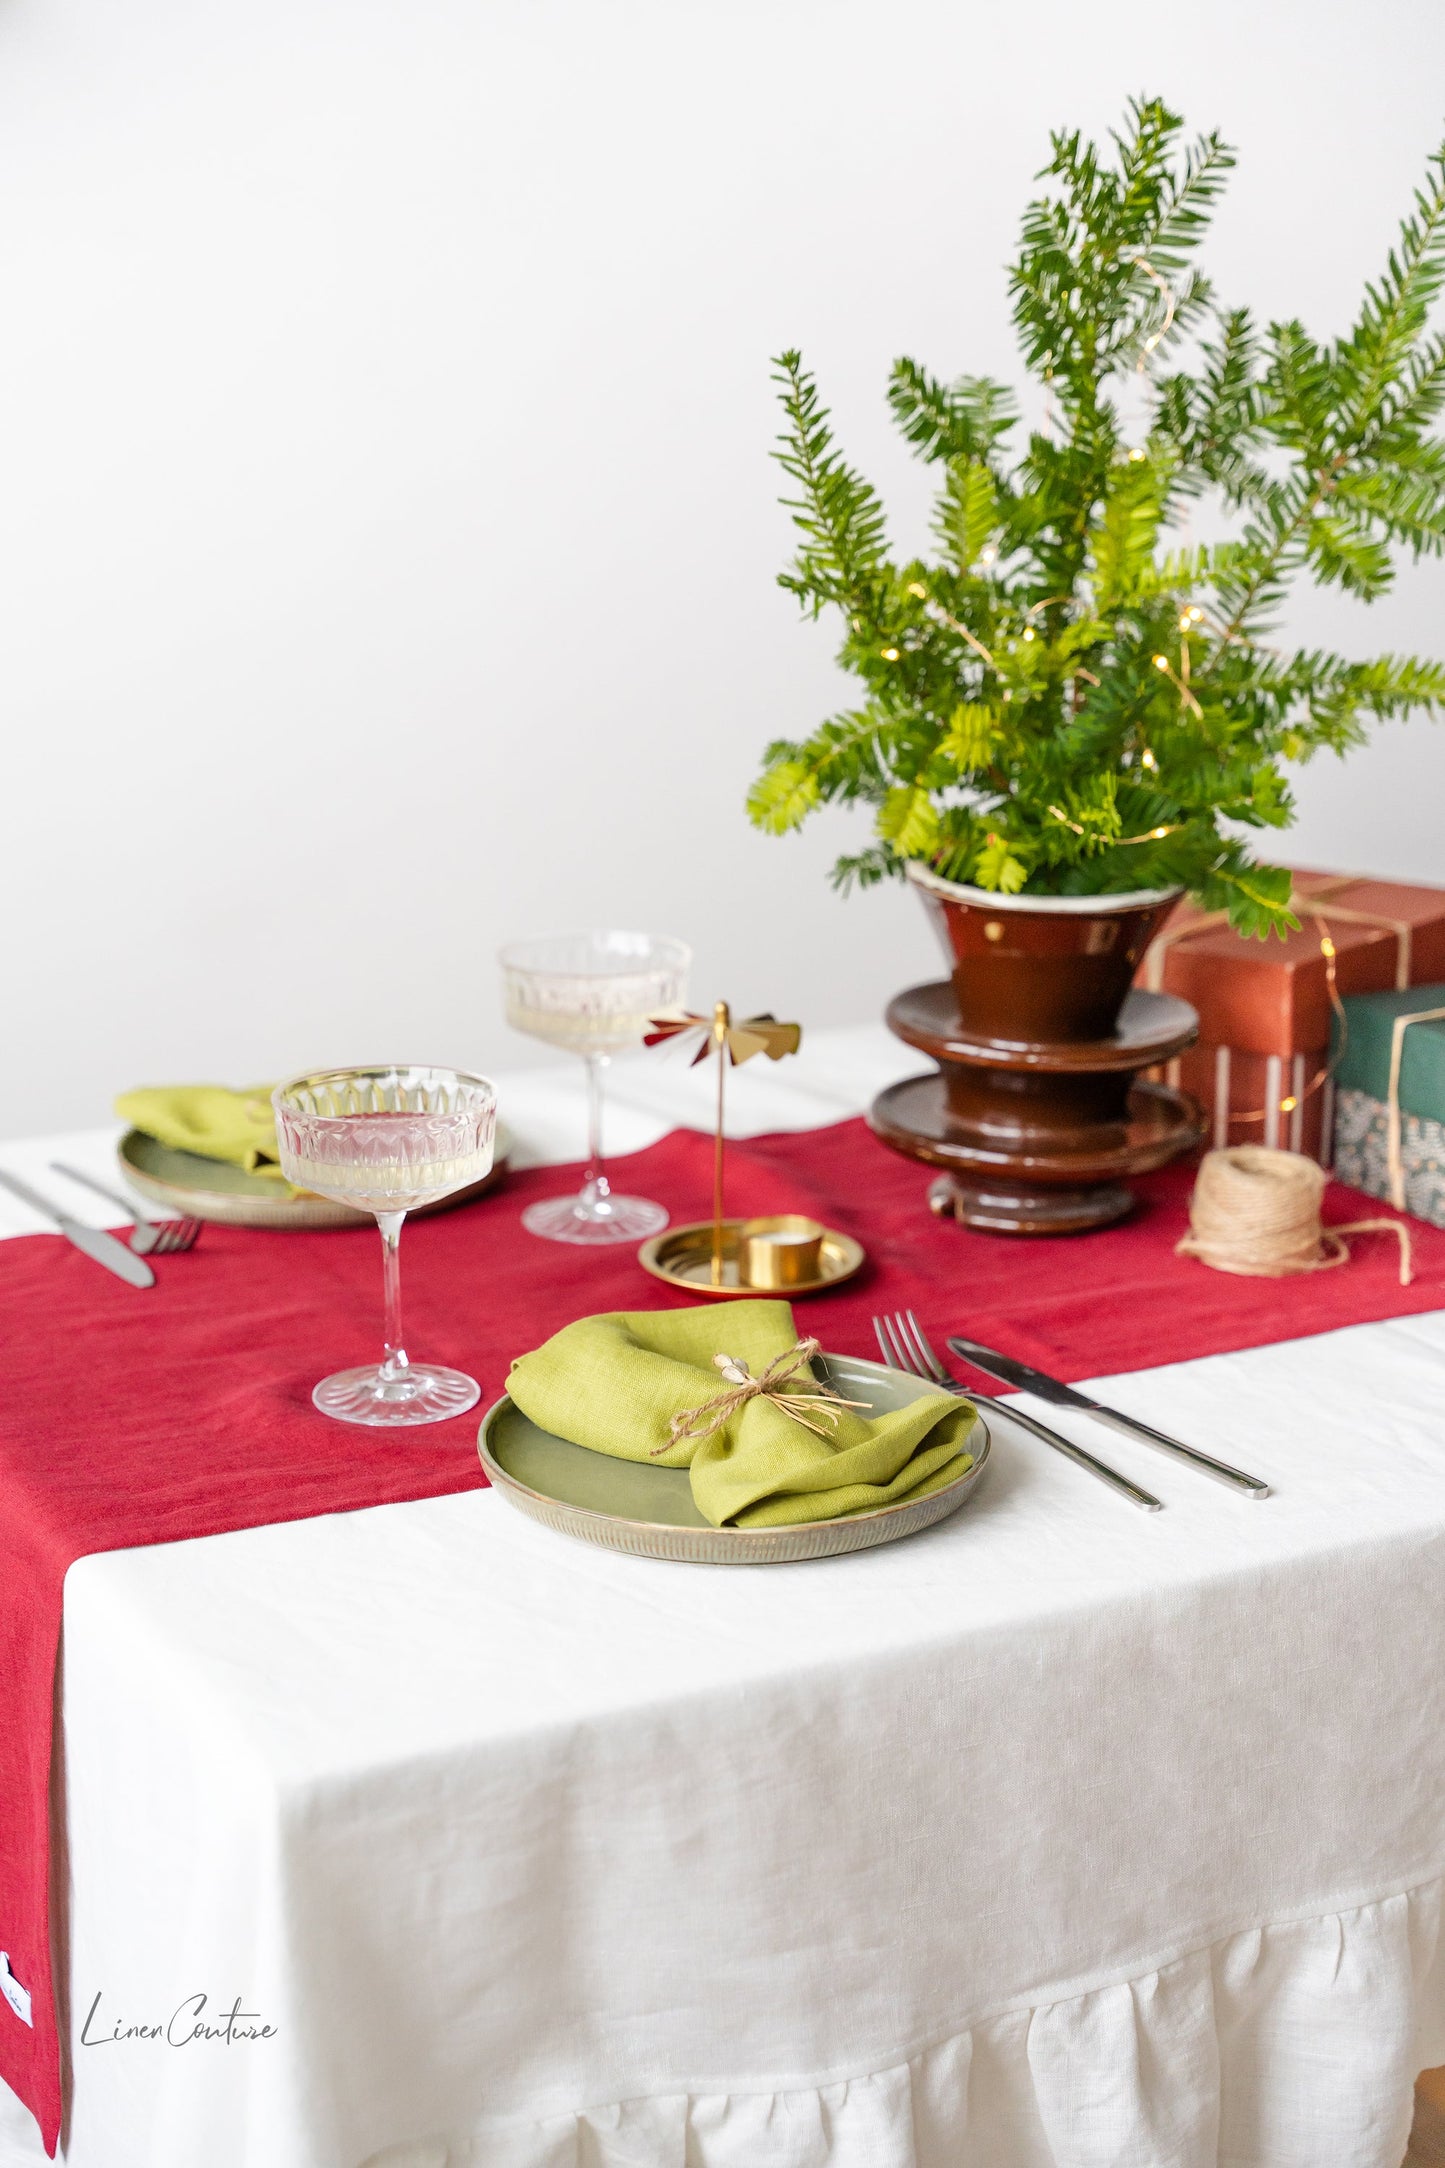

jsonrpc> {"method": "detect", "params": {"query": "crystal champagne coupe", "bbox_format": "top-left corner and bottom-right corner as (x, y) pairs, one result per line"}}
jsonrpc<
(499, 930), (690, 1243)
(272, 1064), (497, 1426)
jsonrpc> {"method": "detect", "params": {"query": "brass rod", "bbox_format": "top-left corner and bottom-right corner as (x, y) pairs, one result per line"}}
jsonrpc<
(712, 1002), (729, 1286)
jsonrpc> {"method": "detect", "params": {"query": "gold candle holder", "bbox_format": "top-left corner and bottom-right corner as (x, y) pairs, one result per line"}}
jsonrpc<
(740, 1214), (826, 1289)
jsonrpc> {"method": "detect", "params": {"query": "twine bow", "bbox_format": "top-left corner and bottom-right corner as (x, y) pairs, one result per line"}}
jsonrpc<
(654, 1338), (872, 1456)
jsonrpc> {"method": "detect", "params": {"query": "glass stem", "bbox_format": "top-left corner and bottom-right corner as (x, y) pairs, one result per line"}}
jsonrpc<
(376, 1210), (410, 1385)
(580, 1054), (612, 1215)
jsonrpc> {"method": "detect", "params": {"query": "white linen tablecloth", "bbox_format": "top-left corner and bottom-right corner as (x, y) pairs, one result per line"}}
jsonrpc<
(2, 1029), (1444, 2168)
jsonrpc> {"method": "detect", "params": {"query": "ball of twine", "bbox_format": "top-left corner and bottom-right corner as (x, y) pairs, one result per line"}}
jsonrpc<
(1178, 1145), (1413, 1285)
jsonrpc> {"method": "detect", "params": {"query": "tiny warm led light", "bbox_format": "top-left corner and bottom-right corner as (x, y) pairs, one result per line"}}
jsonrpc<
(980, 545), (999, 565)
(906, 581), (928, 599)
(1141, 748), (1158, 770)
(1320, 935), (1337, 959)
(1150, 825), (1170, 839)
(1152, 654), (1169, 671)
(1187, 606), (1205, 622)
(1280, 1095), (1298, 1114)
(881, 647), (900, 661)
(1128, 447), (1147, 463)
(1179, 612), (1193, 631)
(1022, 627), (1036, 642)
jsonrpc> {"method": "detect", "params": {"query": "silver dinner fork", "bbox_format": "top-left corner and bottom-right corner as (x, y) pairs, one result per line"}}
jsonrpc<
(873, 1309), (1162, 1512)
(50, 1164), (203, 1256)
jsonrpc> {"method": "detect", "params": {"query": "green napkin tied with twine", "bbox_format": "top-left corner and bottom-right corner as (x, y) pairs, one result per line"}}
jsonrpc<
(507, 1300), (975, 1530)
(115, 1085), (288, 1181)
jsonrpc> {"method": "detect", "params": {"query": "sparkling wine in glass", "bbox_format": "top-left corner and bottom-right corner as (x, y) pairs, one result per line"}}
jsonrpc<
(272, 1064), (497, 1426)
(499, 930), (690, 1244)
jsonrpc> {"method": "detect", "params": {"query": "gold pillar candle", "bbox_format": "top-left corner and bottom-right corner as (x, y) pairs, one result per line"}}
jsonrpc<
(740, 1214), (826, 1289)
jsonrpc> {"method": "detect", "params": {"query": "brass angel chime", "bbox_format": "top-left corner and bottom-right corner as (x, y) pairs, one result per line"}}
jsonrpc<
(644, 1002), (802, 1285)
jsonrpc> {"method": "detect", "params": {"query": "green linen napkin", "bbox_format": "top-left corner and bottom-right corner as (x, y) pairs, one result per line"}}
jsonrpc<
(507, 1299), (975, 1530)
(114, 1084), (288, 1181)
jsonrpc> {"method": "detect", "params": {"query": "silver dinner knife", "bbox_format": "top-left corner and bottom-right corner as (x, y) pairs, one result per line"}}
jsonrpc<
(947, 1336), (1269, 1499)
(0, 1168), (155, 1288)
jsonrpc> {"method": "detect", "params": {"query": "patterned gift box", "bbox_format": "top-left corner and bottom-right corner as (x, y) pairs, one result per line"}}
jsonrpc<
(1328, 983), (1445, 1224)
(1332, 1092), (1445, 1228)
(1138, 872), (1445, 1164)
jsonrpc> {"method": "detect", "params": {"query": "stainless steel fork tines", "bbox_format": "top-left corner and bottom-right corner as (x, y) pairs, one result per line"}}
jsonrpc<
(872, 1309), (1163, 1513)
(50, 1164), (203, 1256)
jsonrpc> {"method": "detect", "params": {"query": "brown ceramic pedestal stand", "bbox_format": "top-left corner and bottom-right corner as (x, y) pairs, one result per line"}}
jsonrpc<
(869, 868), (1205, 1235)
(873, 983), (1202, 1233)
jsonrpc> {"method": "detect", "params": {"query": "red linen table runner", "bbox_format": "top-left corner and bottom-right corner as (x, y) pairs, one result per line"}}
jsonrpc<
(4, 1117), (1445, 2151)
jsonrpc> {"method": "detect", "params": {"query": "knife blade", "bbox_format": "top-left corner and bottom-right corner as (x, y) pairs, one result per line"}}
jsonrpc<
(0, 1168), (155, 1288)
(946, 1336), (1270, 1499)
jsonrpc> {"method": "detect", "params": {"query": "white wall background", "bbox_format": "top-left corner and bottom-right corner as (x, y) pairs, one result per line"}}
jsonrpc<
(2, 0), (1444, 1136)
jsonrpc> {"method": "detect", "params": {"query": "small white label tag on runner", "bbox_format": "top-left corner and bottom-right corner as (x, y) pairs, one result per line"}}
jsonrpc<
(0, 1954), (33, 2027)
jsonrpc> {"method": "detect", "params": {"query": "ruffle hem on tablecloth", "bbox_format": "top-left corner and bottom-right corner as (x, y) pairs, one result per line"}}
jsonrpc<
(361, 1880), (1445, 2168)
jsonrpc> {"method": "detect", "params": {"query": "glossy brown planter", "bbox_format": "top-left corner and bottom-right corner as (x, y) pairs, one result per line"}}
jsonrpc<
(869, 865), (1204, 1233)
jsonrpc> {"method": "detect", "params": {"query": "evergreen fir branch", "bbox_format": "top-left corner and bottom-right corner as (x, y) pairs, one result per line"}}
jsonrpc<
(1304, 509), (1396, 598)
(1198, 859), (1299, 939)
(876, 783), (941, 857)
(1332, 142), (1445, 445)
(828, 846), (900, 893)
(887, 361), (1017, 467)
(771, 351), (889, 615)
(1336, 459), (1445, 556)
(746, 758), (820, 834)
(933, 459), (999, 571)
(753, 100), (1445, 940)
(1369, 334), (1445, 453)
(1090, 457), (1164, 608)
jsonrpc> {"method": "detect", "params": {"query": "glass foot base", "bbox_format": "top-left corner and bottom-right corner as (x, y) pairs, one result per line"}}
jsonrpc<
(522, 1193), (669, 1246)
(312, 1363), (481, 1427)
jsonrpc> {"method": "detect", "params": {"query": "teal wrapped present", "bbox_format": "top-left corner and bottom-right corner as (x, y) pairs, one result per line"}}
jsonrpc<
(1331, 982), (1445, 1224)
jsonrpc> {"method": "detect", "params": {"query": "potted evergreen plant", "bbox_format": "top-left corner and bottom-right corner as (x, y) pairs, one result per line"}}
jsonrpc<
(749, 98), (1445, 1067)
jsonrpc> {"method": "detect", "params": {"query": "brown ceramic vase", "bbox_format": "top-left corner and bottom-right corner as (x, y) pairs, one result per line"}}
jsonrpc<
(869, 864), (1204, 1233)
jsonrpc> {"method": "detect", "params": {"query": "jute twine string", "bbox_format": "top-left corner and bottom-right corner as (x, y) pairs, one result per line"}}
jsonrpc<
(655, 1338), (872, 1456)
(1178, 1146), (1413, 1286)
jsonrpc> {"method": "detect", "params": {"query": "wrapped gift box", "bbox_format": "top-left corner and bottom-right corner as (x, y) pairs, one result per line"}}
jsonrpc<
(1292, 871), (1445, 985)
(1137, 872), (1445, 1162)
(1329, 983), (1445, 1226)
(1173, 1043), (1331, 1157)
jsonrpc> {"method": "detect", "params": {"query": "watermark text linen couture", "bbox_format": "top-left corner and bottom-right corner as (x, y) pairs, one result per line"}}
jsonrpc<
(80, 1991), (277, 2048)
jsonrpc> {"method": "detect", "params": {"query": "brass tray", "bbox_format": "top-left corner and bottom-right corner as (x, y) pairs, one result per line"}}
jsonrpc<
(637, 1217), (865, 1299)
(477, 1352), (988, 1564)
(116, 1120), (513, 1230)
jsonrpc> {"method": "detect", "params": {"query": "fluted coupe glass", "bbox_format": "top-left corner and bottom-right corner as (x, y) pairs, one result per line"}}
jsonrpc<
(273, 1064), (497, 1426)
(500, 930), (690, 1244)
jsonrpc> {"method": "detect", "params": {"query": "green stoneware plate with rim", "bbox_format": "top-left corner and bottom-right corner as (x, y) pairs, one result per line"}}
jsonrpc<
(115, 1119), (513, 1231)
(477, 1350), (990, 1564)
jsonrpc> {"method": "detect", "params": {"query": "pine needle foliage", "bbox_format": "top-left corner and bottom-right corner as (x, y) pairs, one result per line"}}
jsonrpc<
(749, 97), (1445, 936)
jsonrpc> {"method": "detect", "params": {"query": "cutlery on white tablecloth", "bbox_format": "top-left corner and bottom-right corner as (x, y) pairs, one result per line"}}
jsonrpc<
(947, 1335), (1270, 1499)
(49, 1163), (202, 1256)
(873, 1309), (1162, 1512)
(0, 1168), (155, 1288)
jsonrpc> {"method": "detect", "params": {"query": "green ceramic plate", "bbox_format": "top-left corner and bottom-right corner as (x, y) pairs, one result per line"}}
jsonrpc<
(116, 1120), (513, 1230)
(477, 1352), (990, 1564)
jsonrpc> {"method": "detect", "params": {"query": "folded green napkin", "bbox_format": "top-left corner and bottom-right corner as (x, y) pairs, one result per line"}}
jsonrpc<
(115, 1084), (287, 1181)
(507, 1299), (975, 1530)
